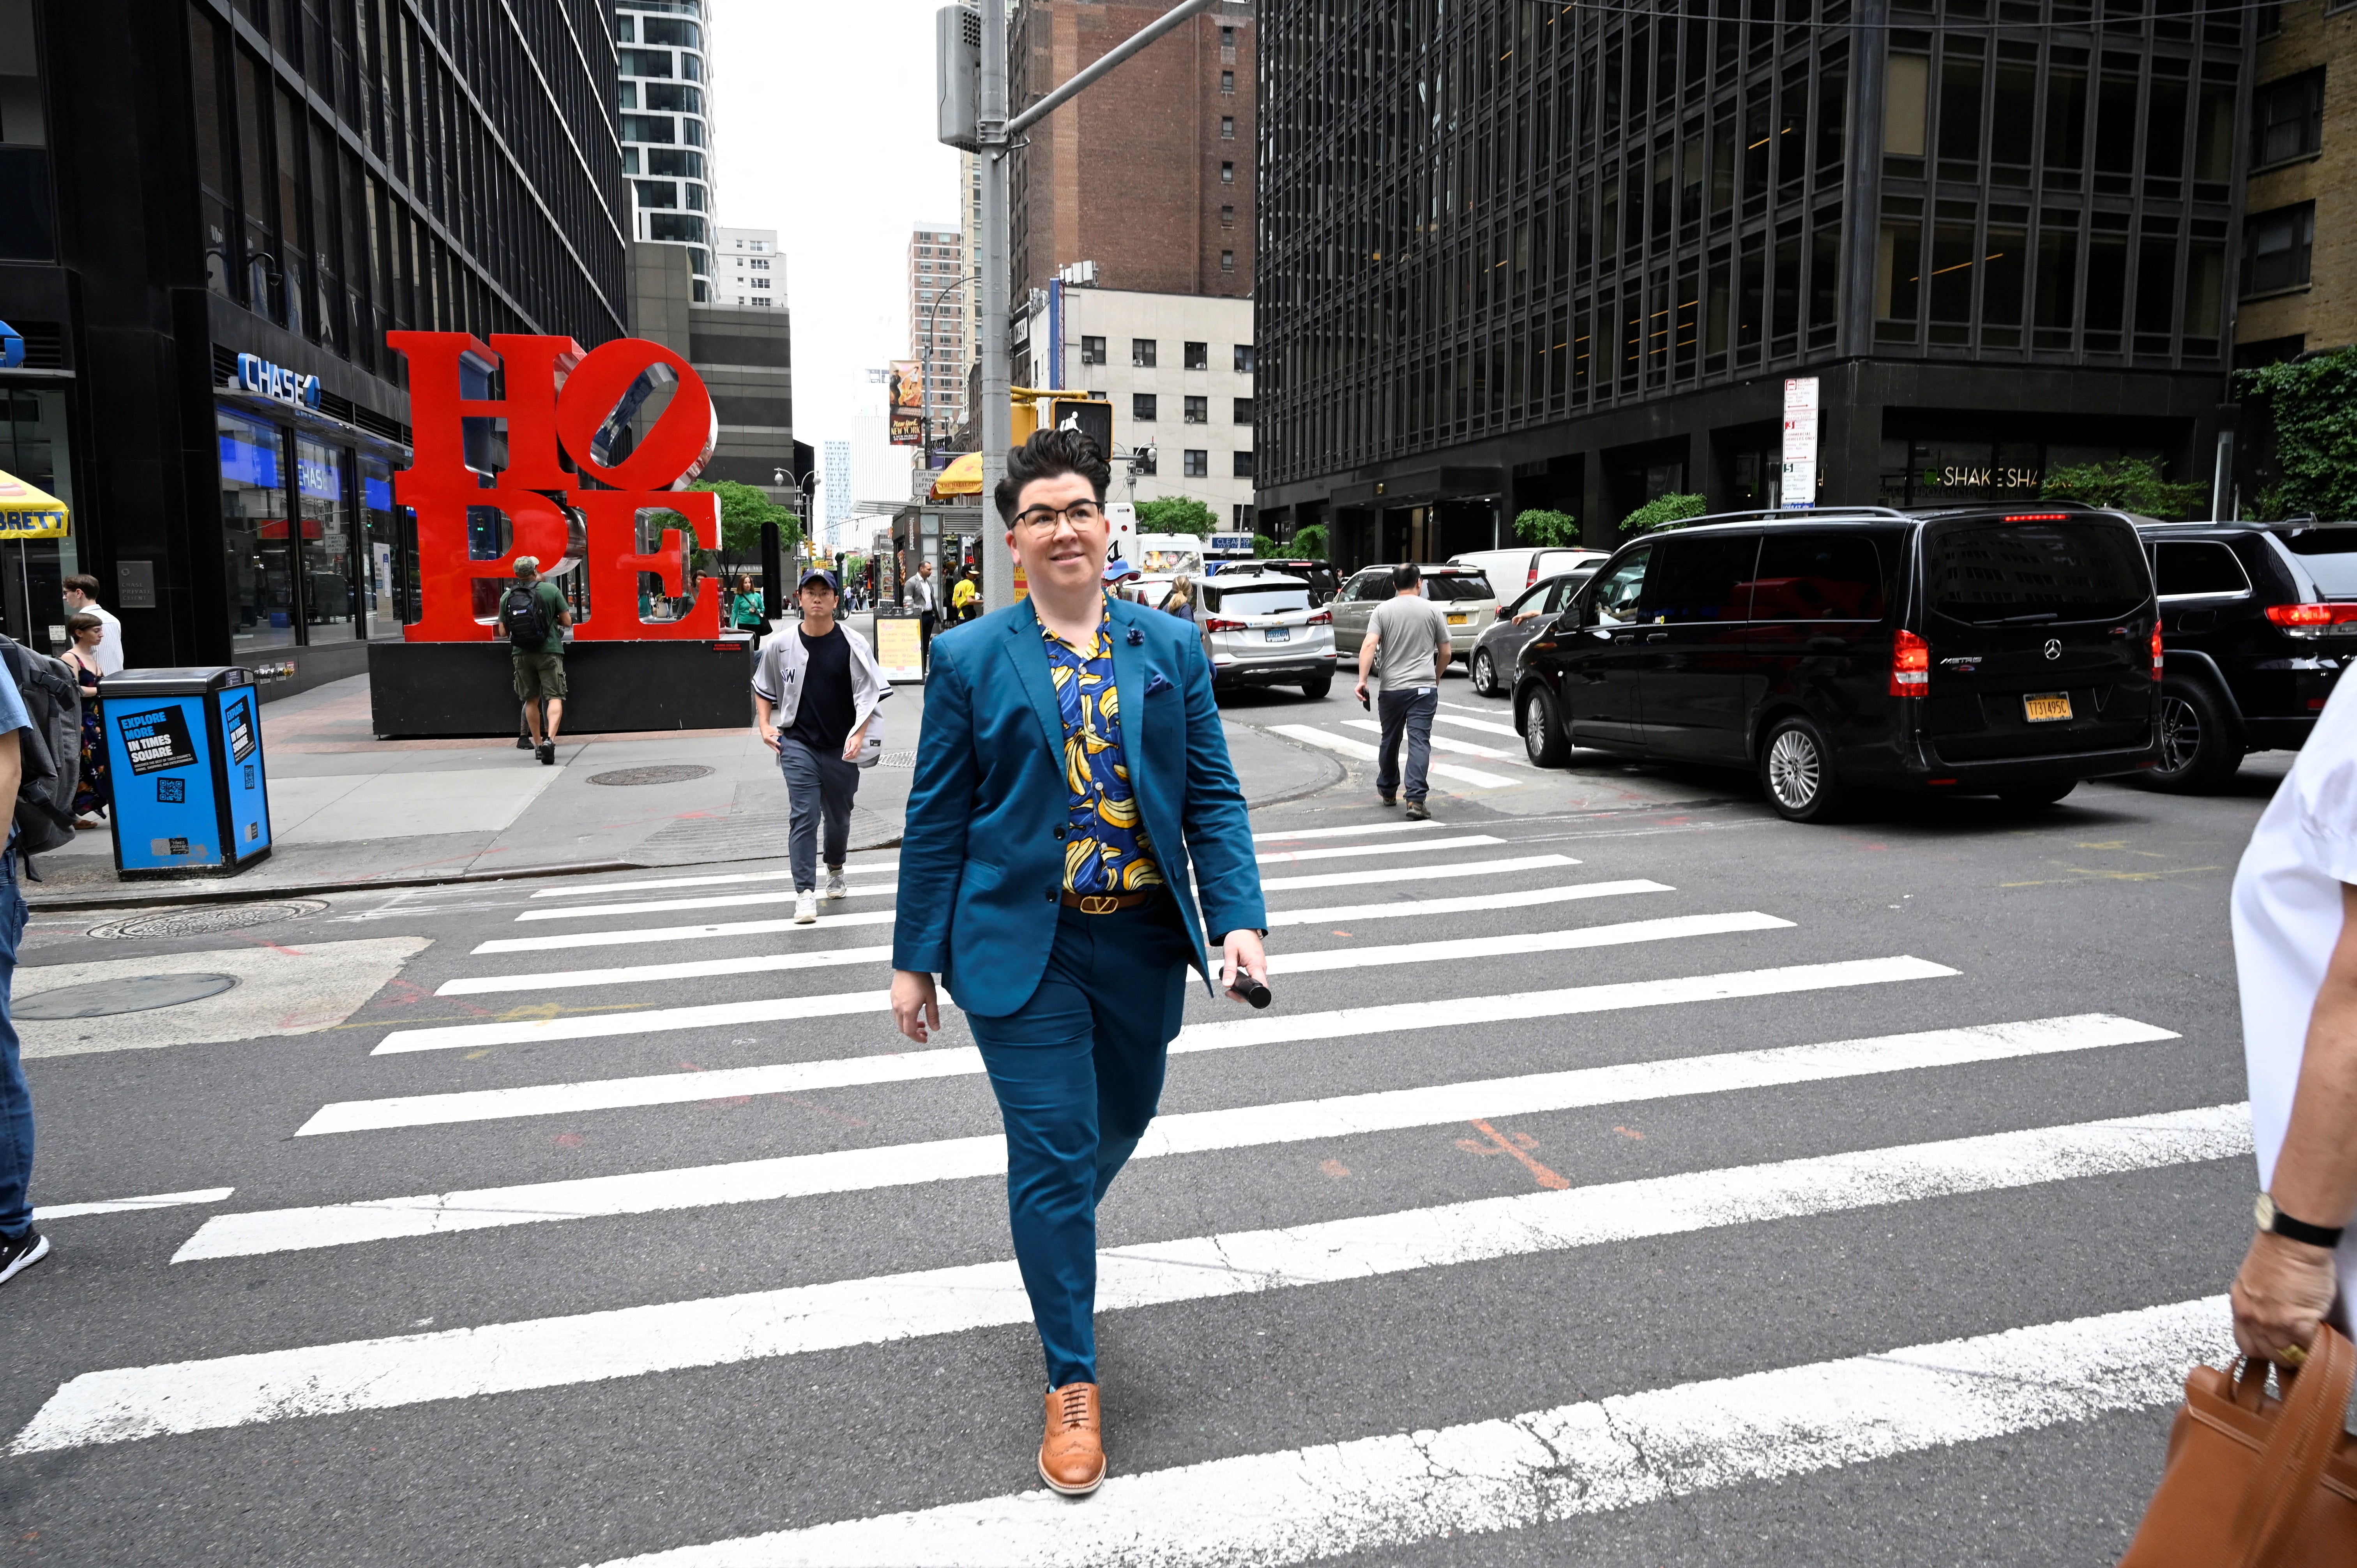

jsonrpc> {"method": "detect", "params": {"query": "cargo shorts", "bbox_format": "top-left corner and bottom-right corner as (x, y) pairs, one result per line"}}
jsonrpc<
(511, 649), (567, 702)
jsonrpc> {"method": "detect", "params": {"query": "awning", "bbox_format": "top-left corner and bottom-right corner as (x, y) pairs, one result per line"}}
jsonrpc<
(930, 450), (983, 498)
(0, 470), (66, 539)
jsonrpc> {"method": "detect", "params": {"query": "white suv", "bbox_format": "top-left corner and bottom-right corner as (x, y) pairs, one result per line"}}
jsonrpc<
(1198, 572), (1338, 699)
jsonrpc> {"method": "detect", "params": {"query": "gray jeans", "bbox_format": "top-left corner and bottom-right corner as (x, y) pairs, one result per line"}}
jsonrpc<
(776, 735), (861, 892)
(1376, 685), (1440, 802)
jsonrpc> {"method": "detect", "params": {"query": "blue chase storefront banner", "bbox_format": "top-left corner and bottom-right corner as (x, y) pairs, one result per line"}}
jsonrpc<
(101, 668), (272, 877)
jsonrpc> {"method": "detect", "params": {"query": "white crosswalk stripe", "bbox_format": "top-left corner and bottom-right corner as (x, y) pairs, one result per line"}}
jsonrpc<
(22, 818), (2247, 1564)
(1265, 724), (1520, 788)
(1341, 717), (1525, 762)
(1431, 712), (1523, 738)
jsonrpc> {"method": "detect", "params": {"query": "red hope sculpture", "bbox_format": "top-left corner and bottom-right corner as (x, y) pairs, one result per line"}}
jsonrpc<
(389, 332), (723, 641)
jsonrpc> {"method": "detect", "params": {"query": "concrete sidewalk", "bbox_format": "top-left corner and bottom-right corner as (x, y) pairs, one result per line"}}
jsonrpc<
(32, 643), (1337, 907)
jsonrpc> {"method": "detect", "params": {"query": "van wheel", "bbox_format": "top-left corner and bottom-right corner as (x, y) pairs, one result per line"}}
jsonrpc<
(1999, 780), (2077, 808)
(2142, 676), (2243, 794)
(1299, 676), (1332, 700)
(1471, 650), (1500, 696)
(1760, 716), (1848, 823)
(1520, 685), (1571, 767)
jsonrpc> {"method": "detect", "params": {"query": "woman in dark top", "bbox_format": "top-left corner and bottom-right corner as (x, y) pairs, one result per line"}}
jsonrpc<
(61, 612), (108, 827)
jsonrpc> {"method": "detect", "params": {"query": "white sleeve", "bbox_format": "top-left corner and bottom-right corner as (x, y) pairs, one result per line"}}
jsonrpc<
(2294, 743), (2357, 886)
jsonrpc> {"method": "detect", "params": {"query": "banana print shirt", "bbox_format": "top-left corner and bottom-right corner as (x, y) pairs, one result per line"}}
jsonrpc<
(1043, 613), (1164, 896)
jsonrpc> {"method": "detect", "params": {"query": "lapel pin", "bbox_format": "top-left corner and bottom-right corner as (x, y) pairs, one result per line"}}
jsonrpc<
(1126, 628), (1144, 646)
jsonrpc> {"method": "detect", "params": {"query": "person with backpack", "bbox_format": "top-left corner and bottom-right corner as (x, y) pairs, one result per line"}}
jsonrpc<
(500, 557), (572, 765)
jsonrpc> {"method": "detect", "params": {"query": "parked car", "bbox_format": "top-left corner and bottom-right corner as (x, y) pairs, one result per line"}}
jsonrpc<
(1449, 546), (1611, 598)
(1328, 564), (1498, 671)
(1513, 504), (2164, 822)
(1198, 571), (1337, 698)
(1471, 569), (1599, 696)
(2132, 518), (2357, 791)
(1207, 557), (1341, 604)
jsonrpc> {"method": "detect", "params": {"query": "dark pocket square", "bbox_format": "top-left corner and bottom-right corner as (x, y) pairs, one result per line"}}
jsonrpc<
(1144, 669), (1174, 696)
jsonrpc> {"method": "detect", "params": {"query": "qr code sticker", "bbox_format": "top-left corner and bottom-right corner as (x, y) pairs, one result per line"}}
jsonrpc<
(156, 777), (186, 804)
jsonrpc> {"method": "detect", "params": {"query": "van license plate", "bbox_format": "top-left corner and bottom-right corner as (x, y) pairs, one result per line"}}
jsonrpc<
(1263, 627), (1290, 643)
(1446, 613), (1467, 625)
(2023, 693), (2073, 722)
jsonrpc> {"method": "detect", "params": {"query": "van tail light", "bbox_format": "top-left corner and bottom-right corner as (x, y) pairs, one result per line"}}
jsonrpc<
(2265, 603), (2357, 638)
(1204, 617), (1247, 632)
(2150, 625), (2164, 682)
(1527, 564), (1540, 586)
(1306, 609), (1332, 625)
(1889, 629), (1930, 697)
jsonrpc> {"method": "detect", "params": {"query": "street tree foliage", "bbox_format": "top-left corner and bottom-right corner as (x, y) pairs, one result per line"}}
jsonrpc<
(1619, 493), (1708, 533)
(687, 480), (801, 581)
(1135, 496), (1218, 537)
(1292, 523), (1329, 558)
(1252, 532), (1280, 557)
(2236, 346), (2357, 522)
(1513, 508), (1582, 547)
(2039, 458), (2206, 520)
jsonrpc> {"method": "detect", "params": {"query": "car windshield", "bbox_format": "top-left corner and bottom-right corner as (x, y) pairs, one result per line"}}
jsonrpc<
(2280, 531), (2357, 595)
(1423, 574), (1493, 602)
(1926, 521), (2150, 625)
(1209, 585), (1309, 615)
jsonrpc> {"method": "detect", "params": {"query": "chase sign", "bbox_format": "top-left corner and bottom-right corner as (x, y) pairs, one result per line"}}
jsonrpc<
(235, 351), (322, 409)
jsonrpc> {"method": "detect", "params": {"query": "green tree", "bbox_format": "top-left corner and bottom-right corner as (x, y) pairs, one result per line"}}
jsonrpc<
(1292, 523), (1329, 558)
(1252, 532), (1280, 557)
(2237, 346), (2357, 521)
(1619, 492), (1708, 534)
(2038, 457), (2206, 520)
(1513, 507), (1583, 547)
(687, 480), (801, 583)
(1133, 495), (1218, 537)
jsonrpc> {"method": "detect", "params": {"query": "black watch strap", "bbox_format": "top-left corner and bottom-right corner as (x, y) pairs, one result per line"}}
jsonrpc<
(2258, 1193), (2346, 1249)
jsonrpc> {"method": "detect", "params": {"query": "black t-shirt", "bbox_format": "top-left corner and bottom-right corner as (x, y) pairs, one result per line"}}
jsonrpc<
(785, 626), (856, 754)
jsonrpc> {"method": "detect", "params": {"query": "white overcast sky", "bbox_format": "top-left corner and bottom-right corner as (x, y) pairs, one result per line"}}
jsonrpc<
(709, 0), (962, 517)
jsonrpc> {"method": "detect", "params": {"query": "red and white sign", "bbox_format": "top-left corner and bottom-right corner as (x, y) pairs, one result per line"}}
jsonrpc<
(1781, 376), (1820, 510)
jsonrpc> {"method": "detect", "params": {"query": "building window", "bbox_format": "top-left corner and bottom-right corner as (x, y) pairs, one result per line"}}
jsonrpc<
(1232, 503), (1255, 529)
(1184, 396), (1207, 423)
(1184, 341), (1208, 369)
(1232, 451), (1254, 479)
(1220, 117), (1235, 139)
(1131, 338), (1157, 367)
(2253, 70), (2326, 168)
(1184, 449), (1209, 477)
(1233, 397), (1254, 423)
(1221, 205), (1235, 227)
(1133, 393), (1158, 422)
(2244, 202), (2315, 295)
(1081, 334), (1106, 365)
(1233, 344), (1254, 373)
(1221, 250), (1235, 272)
(1220, 161), (1235, 184)
(1221, 70), (1235, 94)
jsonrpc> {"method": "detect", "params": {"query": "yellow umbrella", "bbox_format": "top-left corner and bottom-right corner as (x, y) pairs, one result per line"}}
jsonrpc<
(0, 470), (67, 539)
(929, 451), (983, 498)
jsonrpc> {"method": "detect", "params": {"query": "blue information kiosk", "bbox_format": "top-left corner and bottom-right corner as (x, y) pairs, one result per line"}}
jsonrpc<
(100, 667), (272, 878)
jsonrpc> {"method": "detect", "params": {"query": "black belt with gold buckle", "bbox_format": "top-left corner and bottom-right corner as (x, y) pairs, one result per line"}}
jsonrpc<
(1060, 890), (1154, 914)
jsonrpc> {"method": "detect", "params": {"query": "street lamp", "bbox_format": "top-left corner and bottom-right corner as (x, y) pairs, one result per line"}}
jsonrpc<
(918, 274), (979, 472)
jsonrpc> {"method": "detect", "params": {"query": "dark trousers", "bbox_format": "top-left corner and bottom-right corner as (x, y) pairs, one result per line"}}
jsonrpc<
(963, 896), (1193, 1389)
(1376, 684), (1440, 801)
(775, 735), (860, 892)
(917, 610), (938, 667)
(0, 852), (32, 1235)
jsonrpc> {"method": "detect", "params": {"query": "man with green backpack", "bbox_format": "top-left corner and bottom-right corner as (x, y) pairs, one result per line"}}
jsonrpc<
(500, 556), (572, 765)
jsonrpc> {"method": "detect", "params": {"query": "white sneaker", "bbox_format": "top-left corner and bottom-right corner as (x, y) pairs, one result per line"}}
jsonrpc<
(825, 867), (849, 900)
(794, 891), (818, 924)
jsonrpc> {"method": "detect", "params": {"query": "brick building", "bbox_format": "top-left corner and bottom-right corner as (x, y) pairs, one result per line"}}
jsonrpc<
(2233, 0), (2355, 364)
(1008, 0), (1256, 303)
(908, 222), (968, 444)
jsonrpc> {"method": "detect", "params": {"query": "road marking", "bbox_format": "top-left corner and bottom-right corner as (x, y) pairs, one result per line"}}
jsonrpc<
(1259, 853), (1578, 892)
(1255, 834), (1500, 864)
(212, 970), (2010, 1256)
(35, 1104), (2230, 1451)
(1341, 718), (1524, 763)
(437, 945), (897, 996)
(371, 989), (905, 1054)
(32, 1187), (235, 1222)
(1264, 880), (1674, 926)
(1249, 821), (1449, 842)
(1432, 712), (1524, 738)
(518, 885), (896, 922)
(473, 908), (900, 956)
(1266, 725), (1518, 789)
(579, 1293), (2235, 1568)
(1231, 911), (1793, 978)
(528, 860), (899, 899)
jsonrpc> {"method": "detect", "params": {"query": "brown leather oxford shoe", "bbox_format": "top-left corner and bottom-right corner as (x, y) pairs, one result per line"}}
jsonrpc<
(1038, 1381), (1107, 1496)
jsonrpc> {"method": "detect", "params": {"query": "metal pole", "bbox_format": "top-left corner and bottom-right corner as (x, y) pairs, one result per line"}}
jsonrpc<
(979, 0), (1013, 612)
(1004, 0), (1217, 138)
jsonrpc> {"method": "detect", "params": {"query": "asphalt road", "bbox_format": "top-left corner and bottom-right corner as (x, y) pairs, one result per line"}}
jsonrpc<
(0, 673), (2283, 1566)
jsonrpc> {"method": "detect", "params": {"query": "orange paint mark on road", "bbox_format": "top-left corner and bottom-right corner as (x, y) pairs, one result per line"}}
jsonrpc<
(1319, 1158), (1351, 1178)
(1458, 1119), (1570, 1190)
(1332, 930), (1353, 936)
(1613, 1125), (1644, 1140)
(551, 1132), (585, 1148)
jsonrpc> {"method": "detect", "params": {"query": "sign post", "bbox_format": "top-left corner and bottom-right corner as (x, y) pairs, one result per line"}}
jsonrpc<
(1781, 377), (1820, 510)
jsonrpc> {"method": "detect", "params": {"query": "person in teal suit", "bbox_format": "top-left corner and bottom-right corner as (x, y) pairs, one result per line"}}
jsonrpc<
(892, 428), (1269, 1498)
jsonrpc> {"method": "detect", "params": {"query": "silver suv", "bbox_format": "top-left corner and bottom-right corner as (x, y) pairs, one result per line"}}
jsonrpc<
(1199, 572), (1338, 699)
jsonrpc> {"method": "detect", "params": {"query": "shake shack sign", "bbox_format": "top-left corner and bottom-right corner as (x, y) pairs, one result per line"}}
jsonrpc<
(115, 706), (199, 775)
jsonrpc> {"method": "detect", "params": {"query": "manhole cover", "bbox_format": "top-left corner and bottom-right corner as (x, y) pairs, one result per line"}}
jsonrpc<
(87, 899), (329, 940)
(17, 973), (238, 1019)
(590, 765), (716, 787)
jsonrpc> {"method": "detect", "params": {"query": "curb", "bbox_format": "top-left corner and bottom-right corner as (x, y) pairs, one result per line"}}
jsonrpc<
(26, 857), (647, 913)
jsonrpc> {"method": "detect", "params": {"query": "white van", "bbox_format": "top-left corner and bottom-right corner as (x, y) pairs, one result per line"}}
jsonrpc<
(1126, 533), (1207, 607)
(1448, 546), (1610, 597)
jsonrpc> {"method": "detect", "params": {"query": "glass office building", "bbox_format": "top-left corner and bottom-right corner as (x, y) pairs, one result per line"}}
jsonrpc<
(616, 0), (714, 304)
(0, 0), (629, 687)
(1254, 0), (2253, 566)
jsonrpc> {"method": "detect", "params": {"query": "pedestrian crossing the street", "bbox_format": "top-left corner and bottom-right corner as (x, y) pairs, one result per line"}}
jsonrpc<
(11, 814), (2246, 1563)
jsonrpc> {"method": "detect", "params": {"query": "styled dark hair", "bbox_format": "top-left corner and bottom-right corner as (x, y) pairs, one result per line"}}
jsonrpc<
(995, 427), (1111, 523)
(65, 612), (101, 636)
(1391, 562), (1422, 591)
(63, 574), (101, 598)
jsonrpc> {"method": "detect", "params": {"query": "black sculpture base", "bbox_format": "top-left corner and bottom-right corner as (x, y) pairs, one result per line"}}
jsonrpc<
(368, 639), (754, 738)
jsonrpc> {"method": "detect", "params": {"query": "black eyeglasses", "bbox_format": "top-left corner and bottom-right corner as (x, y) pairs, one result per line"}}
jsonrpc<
(1012, 500), (1105, 533)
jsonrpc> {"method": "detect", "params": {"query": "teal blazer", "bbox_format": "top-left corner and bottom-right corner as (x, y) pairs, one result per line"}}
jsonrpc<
(891, 594), (1267, 1018)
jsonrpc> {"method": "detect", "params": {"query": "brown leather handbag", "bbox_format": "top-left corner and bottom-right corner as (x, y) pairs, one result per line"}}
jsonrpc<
(2120, 1323), (2357, 1566)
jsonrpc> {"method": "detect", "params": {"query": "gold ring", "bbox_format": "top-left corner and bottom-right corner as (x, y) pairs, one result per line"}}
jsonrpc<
(2280, 1343), (2309, 1367)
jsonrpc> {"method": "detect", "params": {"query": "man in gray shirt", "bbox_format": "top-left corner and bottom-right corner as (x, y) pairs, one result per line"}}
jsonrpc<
(1353, 563), (1456, 819)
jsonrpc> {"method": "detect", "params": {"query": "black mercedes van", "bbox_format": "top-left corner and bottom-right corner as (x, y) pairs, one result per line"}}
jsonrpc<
(1512, 504), (2164, 822)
